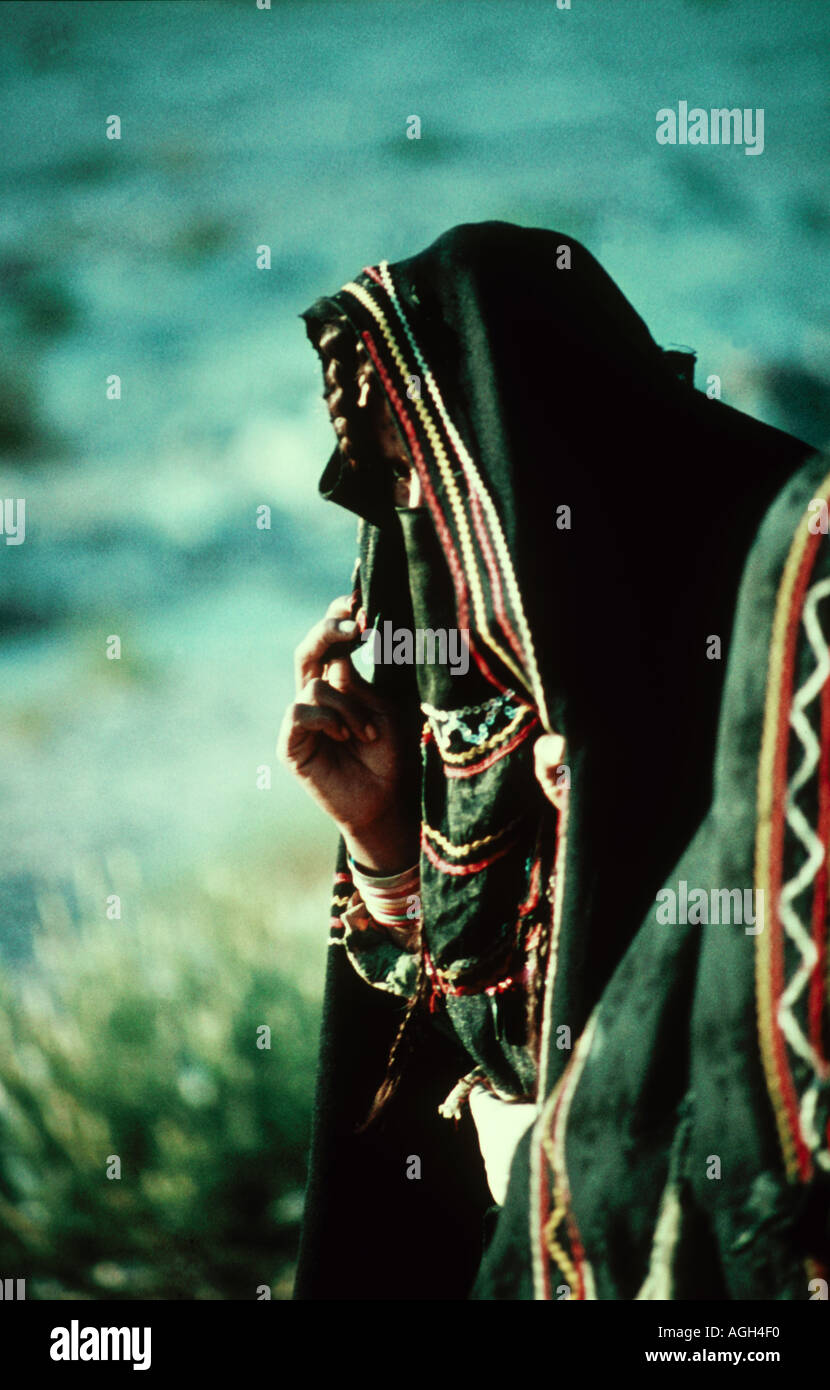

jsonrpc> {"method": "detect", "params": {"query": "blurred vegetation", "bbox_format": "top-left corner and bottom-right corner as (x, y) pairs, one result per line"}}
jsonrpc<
(0, 877), (319, 1300)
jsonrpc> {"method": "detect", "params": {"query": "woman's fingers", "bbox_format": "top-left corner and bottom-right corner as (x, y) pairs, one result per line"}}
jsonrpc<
(278, 676), (382, 778)
(299, 678), (378, 743)
(294, 608), (359, 694)
(534, 733), (568, 810)
(277, 702), (349, 770)
(294, 598), (398, 716)
(325, 594), (353, 619)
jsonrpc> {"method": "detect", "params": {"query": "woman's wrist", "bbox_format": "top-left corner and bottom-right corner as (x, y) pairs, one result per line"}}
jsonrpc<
(340, 814), (419, 877)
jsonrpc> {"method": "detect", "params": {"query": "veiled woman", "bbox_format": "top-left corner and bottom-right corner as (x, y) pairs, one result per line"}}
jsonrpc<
(280, 222), (828, 1300)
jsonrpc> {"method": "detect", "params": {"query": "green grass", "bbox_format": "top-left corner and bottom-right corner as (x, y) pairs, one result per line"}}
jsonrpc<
(0, 868), (322, 1300)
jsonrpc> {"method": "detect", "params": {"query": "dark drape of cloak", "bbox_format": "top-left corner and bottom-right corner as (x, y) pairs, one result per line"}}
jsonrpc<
(291, 222), (823, 1300)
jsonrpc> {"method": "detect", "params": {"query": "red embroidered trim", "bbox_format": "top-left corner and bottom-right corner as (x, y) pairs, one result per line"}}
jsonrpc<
(443, 715), (539, 779)
(359, 321), (510, 695)
(809, 655), (830, 1065)
(422, 944), (520, 1005)
(767, 526), (825, 1183)
(363, 262), (529, 694)
(467, 481), (527, 671)
(421, 830), (518, 876)
(359, 328), (470, 628)
(518, 855), (543, 917)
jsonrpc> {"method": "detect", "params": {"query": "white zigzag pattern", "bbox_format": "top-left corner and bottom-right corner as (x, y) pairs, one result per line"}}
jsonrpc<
(778, 574), (830, 1169)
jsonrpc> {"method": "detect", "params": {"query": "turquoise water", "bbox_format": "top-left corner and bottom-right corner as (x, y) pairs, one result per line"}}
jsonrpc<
(0, 0), (828, 954)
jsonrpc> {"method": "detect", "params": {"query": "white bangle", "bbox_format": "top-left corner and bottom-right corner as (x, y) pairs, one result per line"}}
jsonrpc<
(348, 856), (420, 928)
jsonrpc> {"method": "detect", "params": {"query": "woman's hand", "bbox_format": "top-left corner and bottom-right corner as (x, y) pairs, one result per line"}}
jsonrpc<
(277, 596), (419, 873)
(534, 732), (569, 811)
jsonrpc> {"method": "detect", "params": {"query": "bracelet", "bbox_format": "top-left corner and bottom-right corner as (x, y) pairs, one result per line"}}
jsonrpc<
(348, 856), (421, 929)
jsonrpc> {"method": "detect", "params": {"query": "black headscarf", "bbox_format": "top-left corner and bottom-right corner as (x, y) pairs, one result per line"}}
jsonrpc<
(293, 222), (817, 1300)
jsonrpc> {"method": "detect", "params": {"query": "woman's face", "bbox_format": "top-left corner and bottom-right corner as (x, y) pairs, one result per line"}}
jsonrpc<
(317, 320), (422, 507)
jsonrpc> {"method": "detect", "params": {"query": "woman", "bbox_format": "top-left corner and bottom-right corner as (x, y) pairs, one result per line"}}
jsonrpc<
(282, 222), (826, 1300)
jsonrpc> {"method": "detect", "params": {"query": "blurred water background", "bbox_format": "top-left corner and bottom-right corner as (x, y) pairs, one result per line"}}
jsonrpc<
(0, 0), (827, 1299)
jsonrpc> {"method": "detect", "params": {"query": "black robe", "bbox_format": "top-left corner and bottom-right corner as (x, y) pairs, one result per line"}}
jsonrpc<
(292, 222), (824, 1300)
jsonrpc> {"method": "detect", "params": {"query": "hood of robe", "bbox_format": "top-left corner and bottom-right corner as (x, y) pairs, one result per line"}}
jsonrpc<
(301, 221), (814, 1094)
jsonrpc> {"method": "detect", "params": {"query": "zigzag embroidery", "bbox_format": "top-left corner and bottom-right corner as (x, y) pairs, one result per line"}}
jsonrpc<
(425, 704), (531, 764)
(422, 816), (521, 857)
(779, 574), (830, 1169)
